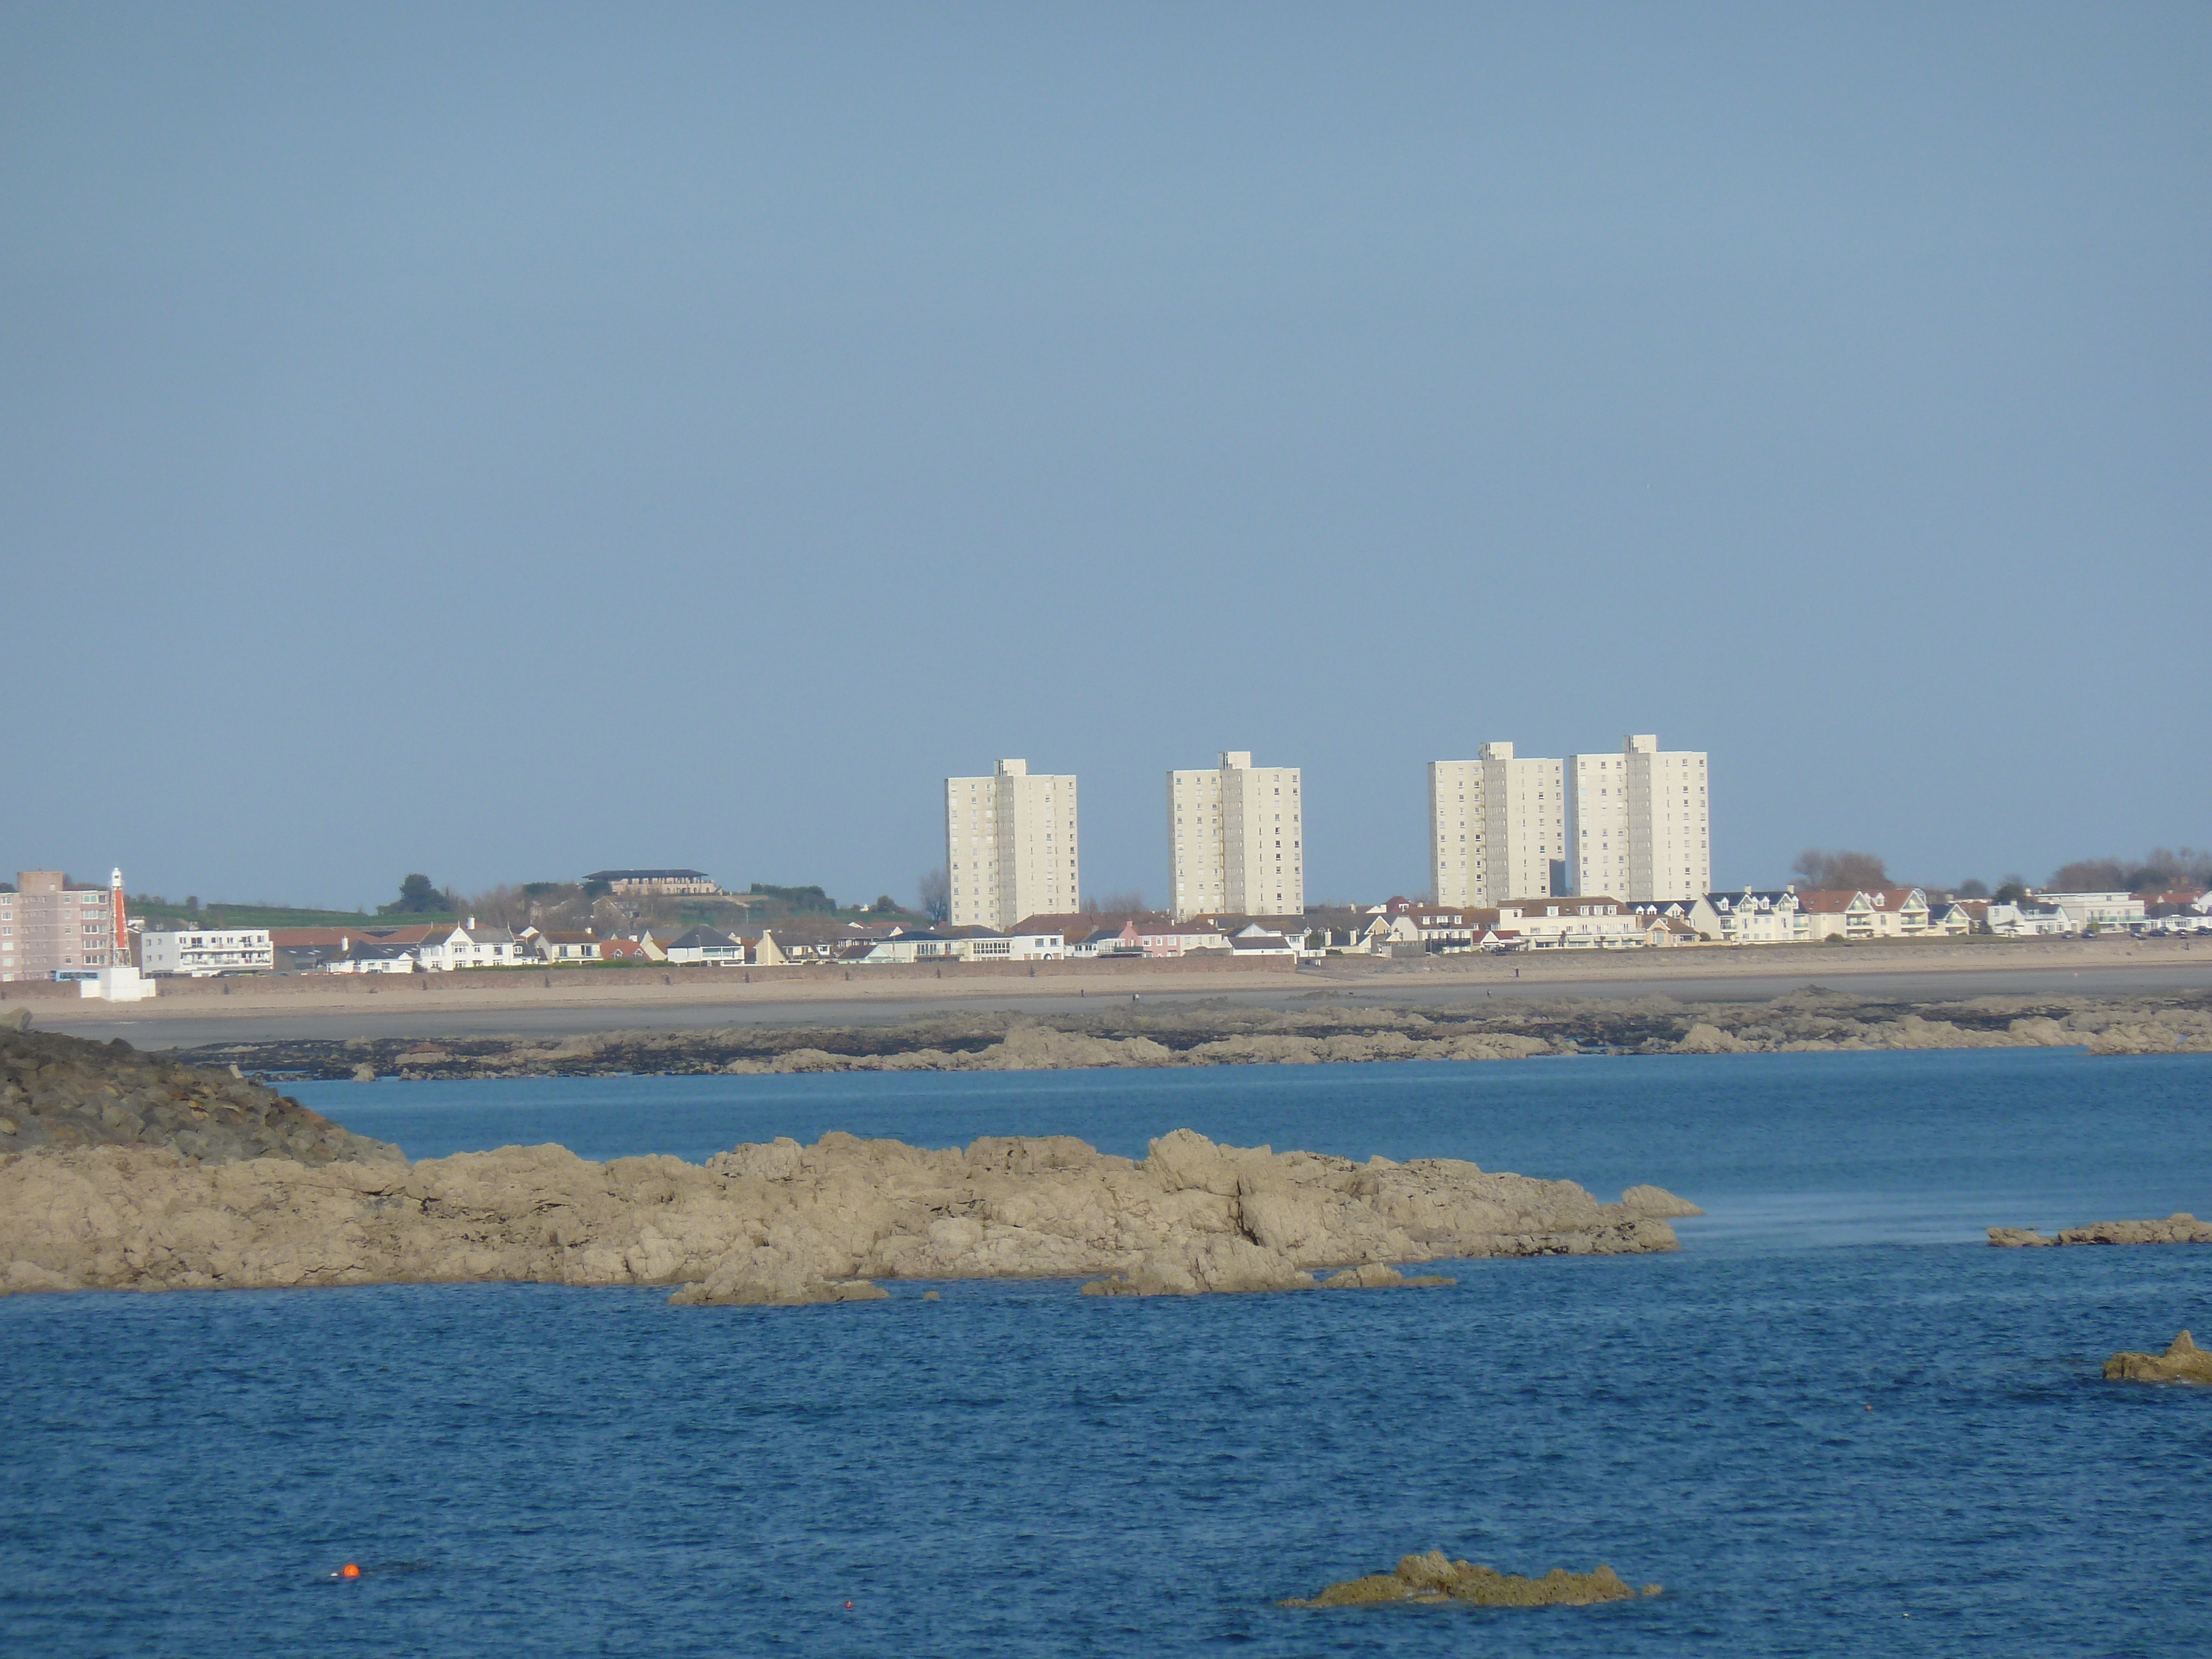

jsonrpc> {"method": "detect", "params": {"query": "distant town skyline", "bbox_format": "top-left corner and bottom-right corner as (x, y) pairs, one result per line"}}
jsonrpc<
(4, 8), (2202, 907)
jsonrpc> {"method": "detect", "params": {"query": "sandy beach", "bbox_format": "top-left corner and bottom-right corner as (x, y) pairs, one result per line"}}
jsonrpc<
(10, 933), (2208, 1050)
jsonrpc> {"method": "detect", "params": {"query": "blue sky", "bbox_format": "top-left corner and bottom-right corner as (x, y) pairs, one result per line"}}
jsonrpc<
(4, 3), (2205, 909)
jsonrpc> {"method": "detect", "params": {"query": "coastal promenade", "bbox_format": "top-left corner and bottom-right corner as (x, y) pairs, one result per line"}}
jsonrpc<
(12, 934), (2210, 1050)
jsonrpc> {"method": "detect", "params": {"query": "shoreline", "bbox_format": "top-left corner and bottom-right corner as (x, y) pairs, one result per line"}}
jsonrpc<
(183, 983), (2212, 1079)
(12, 935), (2210, 1050)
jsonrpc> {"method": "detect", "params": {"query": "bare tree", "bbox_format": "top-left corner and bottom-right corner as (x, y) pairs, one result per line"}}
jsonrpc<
(2051, 848), (2212, 893)
(2050, 858), (2126, 893)
(917, 868), (948, 922)
(1081, 890), (1148, 917)
(1792, 848), (1890, 891)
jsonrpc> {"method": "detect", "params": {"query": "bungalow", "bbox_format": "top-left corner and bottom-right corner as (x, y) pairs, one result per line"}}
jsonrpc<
(324, 942), (420, 974)
(1639, 915), (1700, 948)
(1228, 926), (1298, 958)
(1985, 901), (2073, 937)
(598, 937), (654, 963)
(1074, 923), (1145, 958)
(848, 931), (965, 964)
(950, 928), (1064, 961)
(662, 926), (743, 966)
(525, 930), (603, 964)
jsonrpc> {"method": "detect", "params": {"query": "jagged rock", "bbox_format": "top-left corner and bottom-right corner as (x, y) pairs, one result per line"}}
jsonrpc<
(1282, 1550), (1660, 1608)
(1989, 1213), (2211, 1247)
(1673, 1023), (1746, 1054)
(2104, 1331), (2212, 1384)
(0, 1127), (1695, 1299)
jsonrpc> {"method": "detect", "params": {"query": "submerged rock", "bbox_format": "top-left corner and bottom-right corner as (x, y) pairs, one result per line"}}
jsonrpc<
(1988, 1213), (2212, 1247)
(1283, 1550), (1660, 1608)
(0, 1126), (1694, 1301)
(2104, 1330), (2212, 1384)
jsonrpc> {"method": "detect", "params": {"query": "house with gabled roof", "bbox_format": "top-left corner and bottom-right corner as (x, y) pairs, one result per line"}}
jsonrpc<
(1796, 887), (1934, 941)
(1687, 889), (1808, 945)
(416, 921), (521, 971)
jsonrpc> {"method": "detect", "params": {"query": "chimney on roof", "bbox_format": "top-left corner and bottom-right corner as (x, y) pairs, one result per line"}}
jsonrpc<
(467, 916), (476, 928)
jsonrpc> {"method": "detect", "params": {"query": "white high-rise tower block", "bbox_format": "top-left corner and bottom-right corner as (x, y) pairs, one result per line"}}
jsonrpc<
(1167, 750), (1303, 920)
(1566, 734), (1709, 900)
(1428, 742), (1566, 906)
(944, 759), (1079, 929)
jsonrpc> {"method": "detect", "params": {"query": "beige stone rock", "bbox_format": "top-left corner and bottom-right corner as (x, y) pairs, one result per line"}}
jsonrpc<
(1283, 1550), (1655, 1608)
(0, 1126), (1694, 1303)
(1673, 1023), (1746, 1054)
(1991, 1212), (2212, 1247)
(2104, 1329), (2212, 1384)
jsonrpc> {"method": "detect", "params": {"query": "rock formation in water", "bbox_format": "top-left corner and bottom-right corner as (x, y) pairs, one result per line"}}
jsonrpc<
(0, 1025), (400, 1166)
(1986, 1213), (2212, 1247)
(2103, 1331), (2212, 1384)
(0, 1126), (1697, 1303)
(176, 987), (2212, 1082)
(1282, 1550), (1660, 1608)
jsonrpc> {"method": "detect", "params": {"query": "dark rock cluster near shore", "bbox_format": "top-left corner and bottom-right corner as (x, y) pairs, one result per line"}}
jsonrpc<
(172, 987), (2212, 1082)
(0, 1024), (401, 1165)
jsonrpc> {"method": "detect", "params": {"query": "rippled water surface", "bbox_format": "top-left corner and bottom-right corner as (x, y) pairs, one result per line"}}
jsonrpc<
(6, 1049), (2210, 1656)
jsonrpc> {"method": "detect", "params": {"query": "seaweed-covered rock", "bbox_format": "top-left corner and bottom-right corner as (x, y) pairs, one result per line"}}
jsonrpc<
(0, 1025), (400, 1166)
(2104, 1330), (2212, 1384)
(1283, 1550), (1660, 1608)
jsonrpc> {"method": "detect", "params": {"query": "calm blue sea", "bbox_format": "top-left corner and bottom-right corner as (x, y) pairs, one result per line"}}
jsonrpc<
(4, 1049), (2209, 1657)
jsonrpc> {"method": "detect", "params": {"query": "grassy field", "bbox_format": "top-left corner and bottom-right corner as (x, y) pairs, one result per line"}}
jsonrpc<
(128, 900), (461, 930)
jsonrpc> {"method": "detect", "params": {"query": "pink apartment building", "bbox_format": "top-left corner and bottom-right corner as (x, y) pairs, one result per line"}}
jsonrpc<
(0, 868), (128, 981)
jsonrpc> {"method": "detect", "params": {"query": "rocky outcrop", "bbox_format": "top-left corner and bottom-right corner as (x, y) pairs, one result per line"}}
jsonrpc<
(1987, 1213), (2211, 1246)
(2104, 1331), (2212, 1384)
(179, 988), (2212, 1081)
(0, 1128), (1695, 1303)
(1282, 1550), (1660, 1608)
(0, 1025), (400, 1166)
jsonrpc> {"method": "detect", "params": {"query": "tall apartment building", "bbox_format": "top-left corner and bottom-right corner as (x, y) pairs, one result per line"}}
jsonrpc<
(1428, 744), (1566, 906)
(1566, 734), (1710, 901)
(944, 759), (1079, 930)
(1, 868), (127, 982)
(1167, 751), (1304, 921)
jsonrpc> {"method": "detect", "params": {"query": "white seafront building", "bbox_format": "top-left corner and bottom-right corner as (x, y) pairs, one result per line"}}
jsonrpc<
(1566, 734), (1710, 902)
(1429, 743), (1566, 907)
(945, 759), (1080, 931)
(138, 927), (275, 977)
(1167, 750), (1303, 921)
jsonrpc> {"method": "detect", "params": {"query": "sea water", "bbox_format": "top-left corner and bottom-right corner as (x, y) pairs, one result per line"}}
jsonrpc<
(3, 1048), (2208, 1656)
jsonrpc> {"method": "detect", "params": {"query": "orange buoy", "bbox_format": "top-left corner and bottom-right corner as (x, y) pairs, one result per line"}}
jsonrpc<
(843, 1601), (854, 1610)
(340, 1563), (361, 1579)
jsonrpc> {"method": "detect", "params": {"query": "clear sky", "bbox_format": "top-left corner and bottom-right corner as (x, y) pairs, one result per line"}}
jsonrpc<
(4, 3), (2205, 911)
